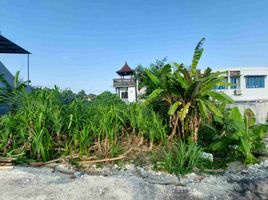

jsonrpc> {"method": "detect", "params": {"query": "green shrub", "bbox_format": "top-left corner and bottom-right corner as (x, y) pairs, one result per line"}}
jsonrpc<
(204, 107), (268, 164)
(154, 141), (203, 175)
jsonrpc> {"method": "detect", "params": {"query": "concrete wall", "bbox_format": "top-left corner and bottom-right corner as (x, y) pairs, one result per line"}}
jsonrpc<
(229, 100), (268, 124)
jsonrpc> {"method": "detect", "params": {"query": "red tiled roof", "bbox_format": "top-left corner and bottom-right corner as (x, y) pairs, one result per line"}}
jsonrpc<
(116, 62), (135, 76)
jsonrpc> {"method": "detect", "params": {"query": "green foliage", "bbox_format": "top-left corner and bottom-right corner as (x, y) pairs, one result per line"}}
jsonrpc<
(1, 43), (267, 175)
(128, 104), (167, 144)
(202, 106), (268, 164)
(58, 88), (77, 104)
(110, 144), (122, 157)
(0, 87), (167, 161)
(0, 71), (28, 111)
(143, 38), (233, 142)
(135, 58), (168, 93)
(154, 141), (203, 175)
(90, 91), (125, 107)
(76, 90), (87, 99)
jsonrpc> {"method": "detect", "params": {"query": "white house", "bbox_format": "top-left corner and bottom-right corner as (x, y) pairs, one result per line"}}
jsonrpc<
(113, 62), (137, 103)
(214, 67), (268, 101)
(214, 67), (268, 123)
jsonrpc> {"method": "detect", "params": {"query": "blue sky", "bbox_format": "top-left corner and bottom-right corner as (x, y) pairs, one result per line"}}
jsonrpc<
(0, 0), (268, 94)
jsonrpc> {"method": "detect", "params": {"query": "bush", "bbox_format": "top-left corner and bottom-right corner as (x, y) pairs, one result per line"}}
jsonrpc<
(201, 106), (268, 165)
(154, 141), (203, 175)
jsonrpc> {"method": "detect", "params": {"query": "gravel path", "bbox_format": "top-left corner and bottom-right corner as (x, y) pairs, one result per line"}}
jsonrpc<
(0, 161), (268, 200)
(0, 167), (190, 200)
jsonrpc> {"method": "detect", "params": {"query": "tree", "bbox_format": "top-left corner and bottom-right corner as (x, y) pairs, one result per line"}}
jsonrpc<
(60, 89), (76, 104)
(90, 91), (124, 107)
(135, 58), (168, 93)
(77, 90), (87, 99)
(144, 38), (233, 142)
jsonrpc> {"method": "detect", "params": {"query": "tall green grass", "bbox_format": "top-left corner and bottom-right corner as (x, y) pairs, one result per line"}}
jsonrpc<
(0, 88), (168, 161)
(154, 141), (203, 175)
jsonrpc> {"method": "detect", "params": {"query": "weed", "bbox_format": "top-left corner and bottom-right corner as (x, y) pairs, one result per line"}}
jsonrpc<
(154, 140), (203, 175)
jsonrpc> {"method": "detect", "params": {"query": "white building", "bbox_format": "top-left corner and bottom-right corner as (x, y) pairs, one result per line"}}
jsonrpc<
(214, 67), (268, 101)
(113, 62), (137, 103)
(214, 67), (268, 123)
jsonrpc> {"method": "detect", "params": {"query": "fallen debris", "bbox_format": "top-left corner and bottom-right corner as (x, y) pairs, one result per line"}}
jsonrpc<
(0, 157), (16, 169)
(79, 155), (126, 165)
(78, 148), (133, 165)
(0, 166), (14, 170)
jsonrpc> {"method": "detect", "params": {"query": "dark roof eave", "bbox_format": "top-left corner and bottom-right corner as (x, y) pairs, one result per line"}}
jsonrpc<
(0, 51), (31, 54)
(0, 35), (31, 54)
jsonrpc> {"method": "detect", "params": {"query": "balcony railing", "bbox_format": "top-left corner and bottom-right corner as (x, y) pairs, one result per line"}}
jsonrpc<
(113, 78), (136, 87)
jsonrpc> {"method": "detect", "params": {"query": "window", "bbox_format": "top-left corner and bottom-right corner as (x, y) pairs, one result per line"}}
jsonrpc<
(230, 76), (240, 89)
(214, 77), (228, 90)
(121, 92), (128, 99)
(246, 76), (265, 88)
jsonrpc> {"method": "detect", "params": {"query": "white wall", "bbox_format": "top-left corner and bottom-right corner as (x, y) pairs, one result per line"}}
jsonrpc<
(127, 86), (136, 102)
(116, 86), (136, 103)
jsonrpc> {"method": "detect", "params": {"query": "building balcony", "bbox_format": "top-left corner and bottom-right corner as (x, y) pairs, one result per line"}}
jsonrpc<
(113, 78), (136, 87)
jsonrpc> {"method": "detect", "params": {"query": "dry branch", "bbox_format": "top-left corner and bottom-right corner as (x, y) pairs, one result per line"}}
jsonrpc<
(0, 157), (16, 162)
(30, 154), (80, 167)
(0, 163), (13, 166)
(79, 148), (133, 165)
(79, 155), (126, 164)
(0, 166), (13, 170)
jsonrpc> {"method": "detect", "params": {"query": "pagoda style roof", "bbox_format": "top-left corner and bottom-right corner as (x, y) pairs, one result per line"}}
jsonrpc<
(116, 62), (135, 76)
(0, 35), (30, 54)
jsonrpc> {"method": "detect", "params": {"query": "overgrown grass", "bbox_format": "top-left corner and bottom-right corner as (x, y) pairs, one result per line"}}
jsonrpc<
(0, 88), (168, 161)
(153, 141), (203, 175)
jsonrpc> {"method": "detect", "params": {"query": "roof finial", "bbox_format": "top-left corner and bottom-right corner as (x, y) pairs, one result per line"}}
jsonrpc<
(125, 61), (127, 64)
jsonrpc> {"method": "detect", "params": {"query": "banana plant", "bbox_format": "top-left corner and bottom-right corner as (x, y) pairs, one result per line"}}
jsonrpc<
(143, 38), (233, 142)
(210, 107), (267, 164)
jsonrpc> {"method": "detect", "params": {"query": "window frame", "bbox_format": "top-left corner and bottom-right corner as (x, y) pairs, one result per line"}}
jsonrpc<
(245, 75), (265, 89)
(121, 91), (128, 99)
(230, 76), (240, 89)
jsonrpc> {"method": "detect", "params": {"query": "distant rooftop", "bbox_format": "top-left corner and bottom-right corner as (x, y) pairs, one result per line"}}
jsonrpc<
(116, 62), (135, 76)
(0, 35), (30, 54)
